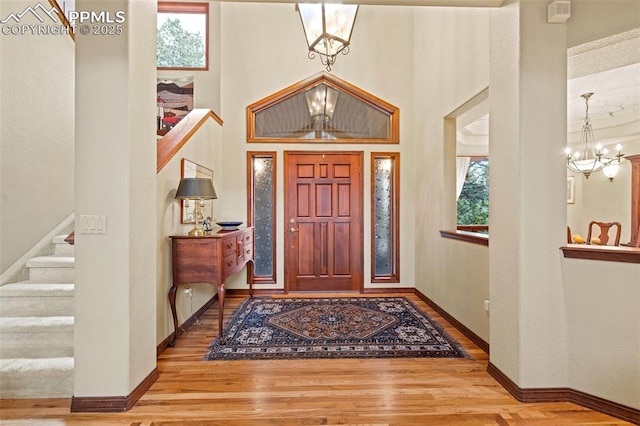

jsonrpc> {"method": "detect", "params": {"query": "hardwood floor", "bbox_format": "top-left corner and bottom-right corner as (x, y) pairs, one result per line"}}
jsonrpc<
(0, 294), (632, 425)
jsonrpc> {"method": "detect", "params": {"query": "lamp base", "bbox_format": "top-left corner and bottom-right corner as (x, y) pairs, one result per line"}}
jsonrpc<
(188, 227), (205, 237)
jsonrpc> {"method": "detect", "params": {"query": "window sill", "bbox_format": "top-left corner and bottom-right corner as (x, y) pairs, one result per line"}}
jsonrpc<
(440, 230), (489, 246)
(561, 244), (640, 264)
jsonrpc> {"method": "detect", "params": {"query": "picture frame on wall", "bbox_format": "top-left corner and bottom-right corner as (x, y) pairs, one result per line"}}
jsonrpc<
(157, 76), (194, 135)
(566, 176), (575, 204)
(181, 158), (214, 224)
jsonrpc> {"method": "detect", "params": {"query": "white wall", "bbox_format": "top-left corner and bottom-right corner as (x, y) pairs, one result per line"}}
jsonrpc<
(74, 0), (157, 398)
(0, 0), (75, 273)
(412, 7), (491, 342)
(156, 120), (222, 343)
(218, 3), (416, 291)
(566, 0), (640, 48)
(562, 258), (640, 409)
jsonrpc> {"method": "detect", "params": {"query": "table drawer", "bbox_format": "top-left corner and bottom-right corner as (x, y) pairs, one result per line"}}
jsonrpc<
(241, 230), (253, 246)
(222, 236), (236, 257)
(242, 244), (253, 261)
(222, 253), (237, 276)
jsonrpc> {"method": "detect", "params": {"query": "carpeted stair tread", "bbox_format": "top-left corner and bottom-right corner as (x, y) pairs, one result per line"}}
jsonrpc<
(26, 256), (75, 268)
(0, 316), (74, 331)
(0, 282), (74, 297)
(52, 236), (74, 256)
(52, 235), (71, 245)
(0, 357), (74, 373)
(0, 357), (74, 398)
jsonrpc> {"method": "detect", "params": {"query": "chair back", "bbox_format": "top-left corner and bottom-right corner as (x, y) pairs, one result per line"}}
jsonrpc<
(586, 221), (621, 246)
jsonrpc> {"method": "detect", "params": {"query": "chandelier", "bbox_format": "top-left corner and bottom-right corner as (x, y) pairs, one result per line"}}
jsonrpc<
(565, 92), (623, 179)
(297, 3), (358, 71)
(304, 84), (339, 139)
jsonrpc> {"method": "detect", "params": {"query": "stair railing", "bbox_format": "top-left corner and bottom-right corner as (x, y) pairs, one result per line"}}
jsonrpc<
(156, 109), (223, 173)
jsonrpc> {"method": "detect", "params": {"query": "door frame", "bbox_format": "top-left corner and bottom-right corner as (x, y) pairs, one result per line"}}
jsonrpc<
(283, 150), (364, 293)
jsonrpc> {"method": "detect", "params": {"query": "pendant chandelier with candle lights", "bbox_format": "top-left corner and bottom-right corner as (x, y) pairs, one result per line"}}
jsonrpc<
(565, 92), (624, 180)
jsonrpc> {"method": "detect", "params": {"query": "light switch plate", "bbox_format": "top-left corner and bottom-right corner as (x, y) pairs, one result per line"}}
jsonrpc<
(79, 215), (107, 234)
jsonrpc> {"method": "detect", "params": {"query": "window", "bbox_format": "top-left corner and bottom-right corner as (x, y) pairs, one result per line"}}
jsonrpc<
(247, 73), (399, 144)
(247, 152), (277, 284)
(157, 2), (209, 70)
(371, 153), (400, 283)
(457, 157), (489, 229)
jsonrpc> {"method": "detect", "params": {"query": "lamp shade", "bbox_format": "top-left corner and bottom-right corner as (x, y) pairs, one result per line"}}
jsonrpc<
(175, 178), (217, 200)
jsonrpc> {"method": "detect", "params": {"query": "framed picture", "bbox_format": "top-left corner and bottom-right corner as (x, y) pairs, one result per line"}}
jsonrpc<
(181, 158), (214, 224)
(157, 76), (194, 134)
(566, 176), (575, 204)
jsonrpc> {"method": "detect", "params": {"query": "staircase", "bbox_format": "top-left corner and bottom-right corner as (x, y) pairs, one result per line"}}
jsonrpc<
(0, 235), (74, 399)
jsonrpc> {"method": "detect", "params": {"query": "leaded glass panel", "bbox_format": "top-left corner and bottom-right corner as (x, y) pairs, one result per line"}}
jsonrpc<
(253, 157), (274, 276)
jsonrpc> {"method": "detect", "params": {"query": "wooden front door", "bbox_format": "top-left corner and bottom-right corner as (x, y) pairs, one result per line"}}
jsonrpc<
(284, 151), (363, 292)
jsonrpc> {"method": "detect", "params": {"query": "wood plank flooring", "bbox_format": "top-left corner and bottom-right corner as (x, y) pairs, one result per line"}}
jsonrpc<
(0, 294), (632, 425)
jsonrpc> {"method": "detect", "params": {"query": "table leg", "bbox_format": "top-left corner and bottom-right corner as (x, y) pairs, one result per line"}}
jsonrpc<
(249, 260), (255, 298)
(217, 282), (226, 344)
(168, 285), (178, 347)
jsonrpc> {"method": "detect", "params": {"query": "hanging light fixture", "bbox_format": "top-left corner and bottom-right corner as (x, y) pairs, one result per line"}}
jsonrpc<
(305, 83), (339, 137)
(297, 3), (358, 72)
(565, 92), (624, 179)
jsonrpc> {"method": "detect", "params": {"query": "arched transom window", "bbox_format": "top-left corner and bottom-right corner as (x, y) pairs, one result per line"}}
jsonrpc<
(247, 72), (399, 143)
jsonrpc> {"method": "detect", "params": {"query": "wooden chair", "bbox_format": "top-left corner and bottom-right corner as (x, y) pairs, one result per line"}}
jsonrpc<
(586, 221), (621, 246)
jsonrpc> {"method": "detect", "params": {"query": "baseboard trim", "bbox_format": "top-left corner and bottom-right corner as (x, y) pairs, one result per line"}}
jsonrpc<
(70, 367), (159, 412)
(487, 362), (640, 424)
(413, 289), (489, 354)
(157, 294), (218, 356)
(227, 288), (285, 297)
(226, 287), (416, 297)
(363, 287), (414, 294)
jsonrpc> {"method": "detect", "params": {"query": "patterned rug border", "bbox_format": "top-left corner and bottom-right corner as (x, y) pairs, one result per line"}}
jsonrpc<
(204, 297), (471, 361)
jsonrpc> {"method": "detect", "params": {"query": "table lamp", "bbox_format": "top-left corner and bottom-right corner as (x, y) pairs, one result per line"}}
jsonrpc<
(175, 177), (217, 236)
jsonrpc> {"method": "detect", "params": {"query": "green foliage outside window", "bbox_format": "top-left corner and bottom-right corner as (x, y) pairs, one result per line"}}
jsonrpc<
(457, 159), (489, 227)
(157, 18), (205, 68)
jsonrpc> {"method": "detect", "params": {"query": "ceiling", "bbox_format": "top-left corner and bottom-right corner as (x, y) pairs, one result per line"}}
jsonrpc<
(458, 31), (640, 150)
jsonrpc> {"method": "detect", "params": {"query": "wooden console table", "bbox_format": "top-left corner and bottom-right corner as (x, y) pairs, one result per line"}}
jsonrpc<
(169, 227), (254, 346)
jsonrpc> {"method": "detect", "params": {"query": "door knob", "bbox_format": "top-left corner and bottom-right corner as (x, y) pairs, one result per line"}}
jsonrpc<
(290, 227), (299, 233)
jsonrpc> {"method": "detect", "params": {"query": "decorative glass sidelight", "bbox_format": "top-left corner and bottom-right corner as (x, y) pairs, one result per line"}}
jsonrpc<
(371, 153), (399, 283)
(248, 152), (276, 283)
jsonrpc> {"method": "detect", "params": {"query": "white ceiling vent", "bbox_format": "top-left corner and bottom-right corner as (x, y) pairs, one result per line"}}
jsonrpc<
(547, 1), (571, 23)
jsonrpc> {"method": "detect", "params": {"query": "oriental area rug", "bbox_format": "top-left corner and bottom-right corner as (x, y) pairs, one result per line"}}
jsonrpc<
(204, 297), (469, 360)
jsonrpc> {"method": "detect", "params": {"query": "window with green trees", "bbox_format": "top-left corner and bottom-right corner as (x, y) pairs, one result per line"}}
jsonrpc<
(157, 2), (208, 70)
(457, 158), (489, 227)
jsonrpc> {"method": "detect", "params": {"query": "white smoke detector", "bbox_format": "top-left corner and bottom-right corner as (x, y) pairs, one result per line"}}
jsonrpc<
(547, 1), (571, 23)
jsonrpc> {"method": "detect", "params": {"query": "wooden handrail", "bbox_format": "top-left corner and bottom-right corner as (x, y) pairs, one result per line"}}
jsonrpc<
(157, 109), (223, 173)
(49, 0), (75, 41)
(64, 231), (75, 245)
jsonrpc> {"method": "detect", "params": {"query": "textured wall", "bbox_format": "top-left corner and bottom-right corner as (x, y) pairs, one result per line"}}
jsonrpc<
(412, 6), (491, 342)
(74, 0), (157, 398)
(0, 0), (75, 273)
(218, 3), (416, 291)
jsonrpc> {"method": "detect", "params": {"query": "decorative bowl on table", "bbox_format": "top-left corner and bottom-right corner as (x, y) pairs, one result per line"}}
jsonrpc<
(216, 221), (243, 231)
